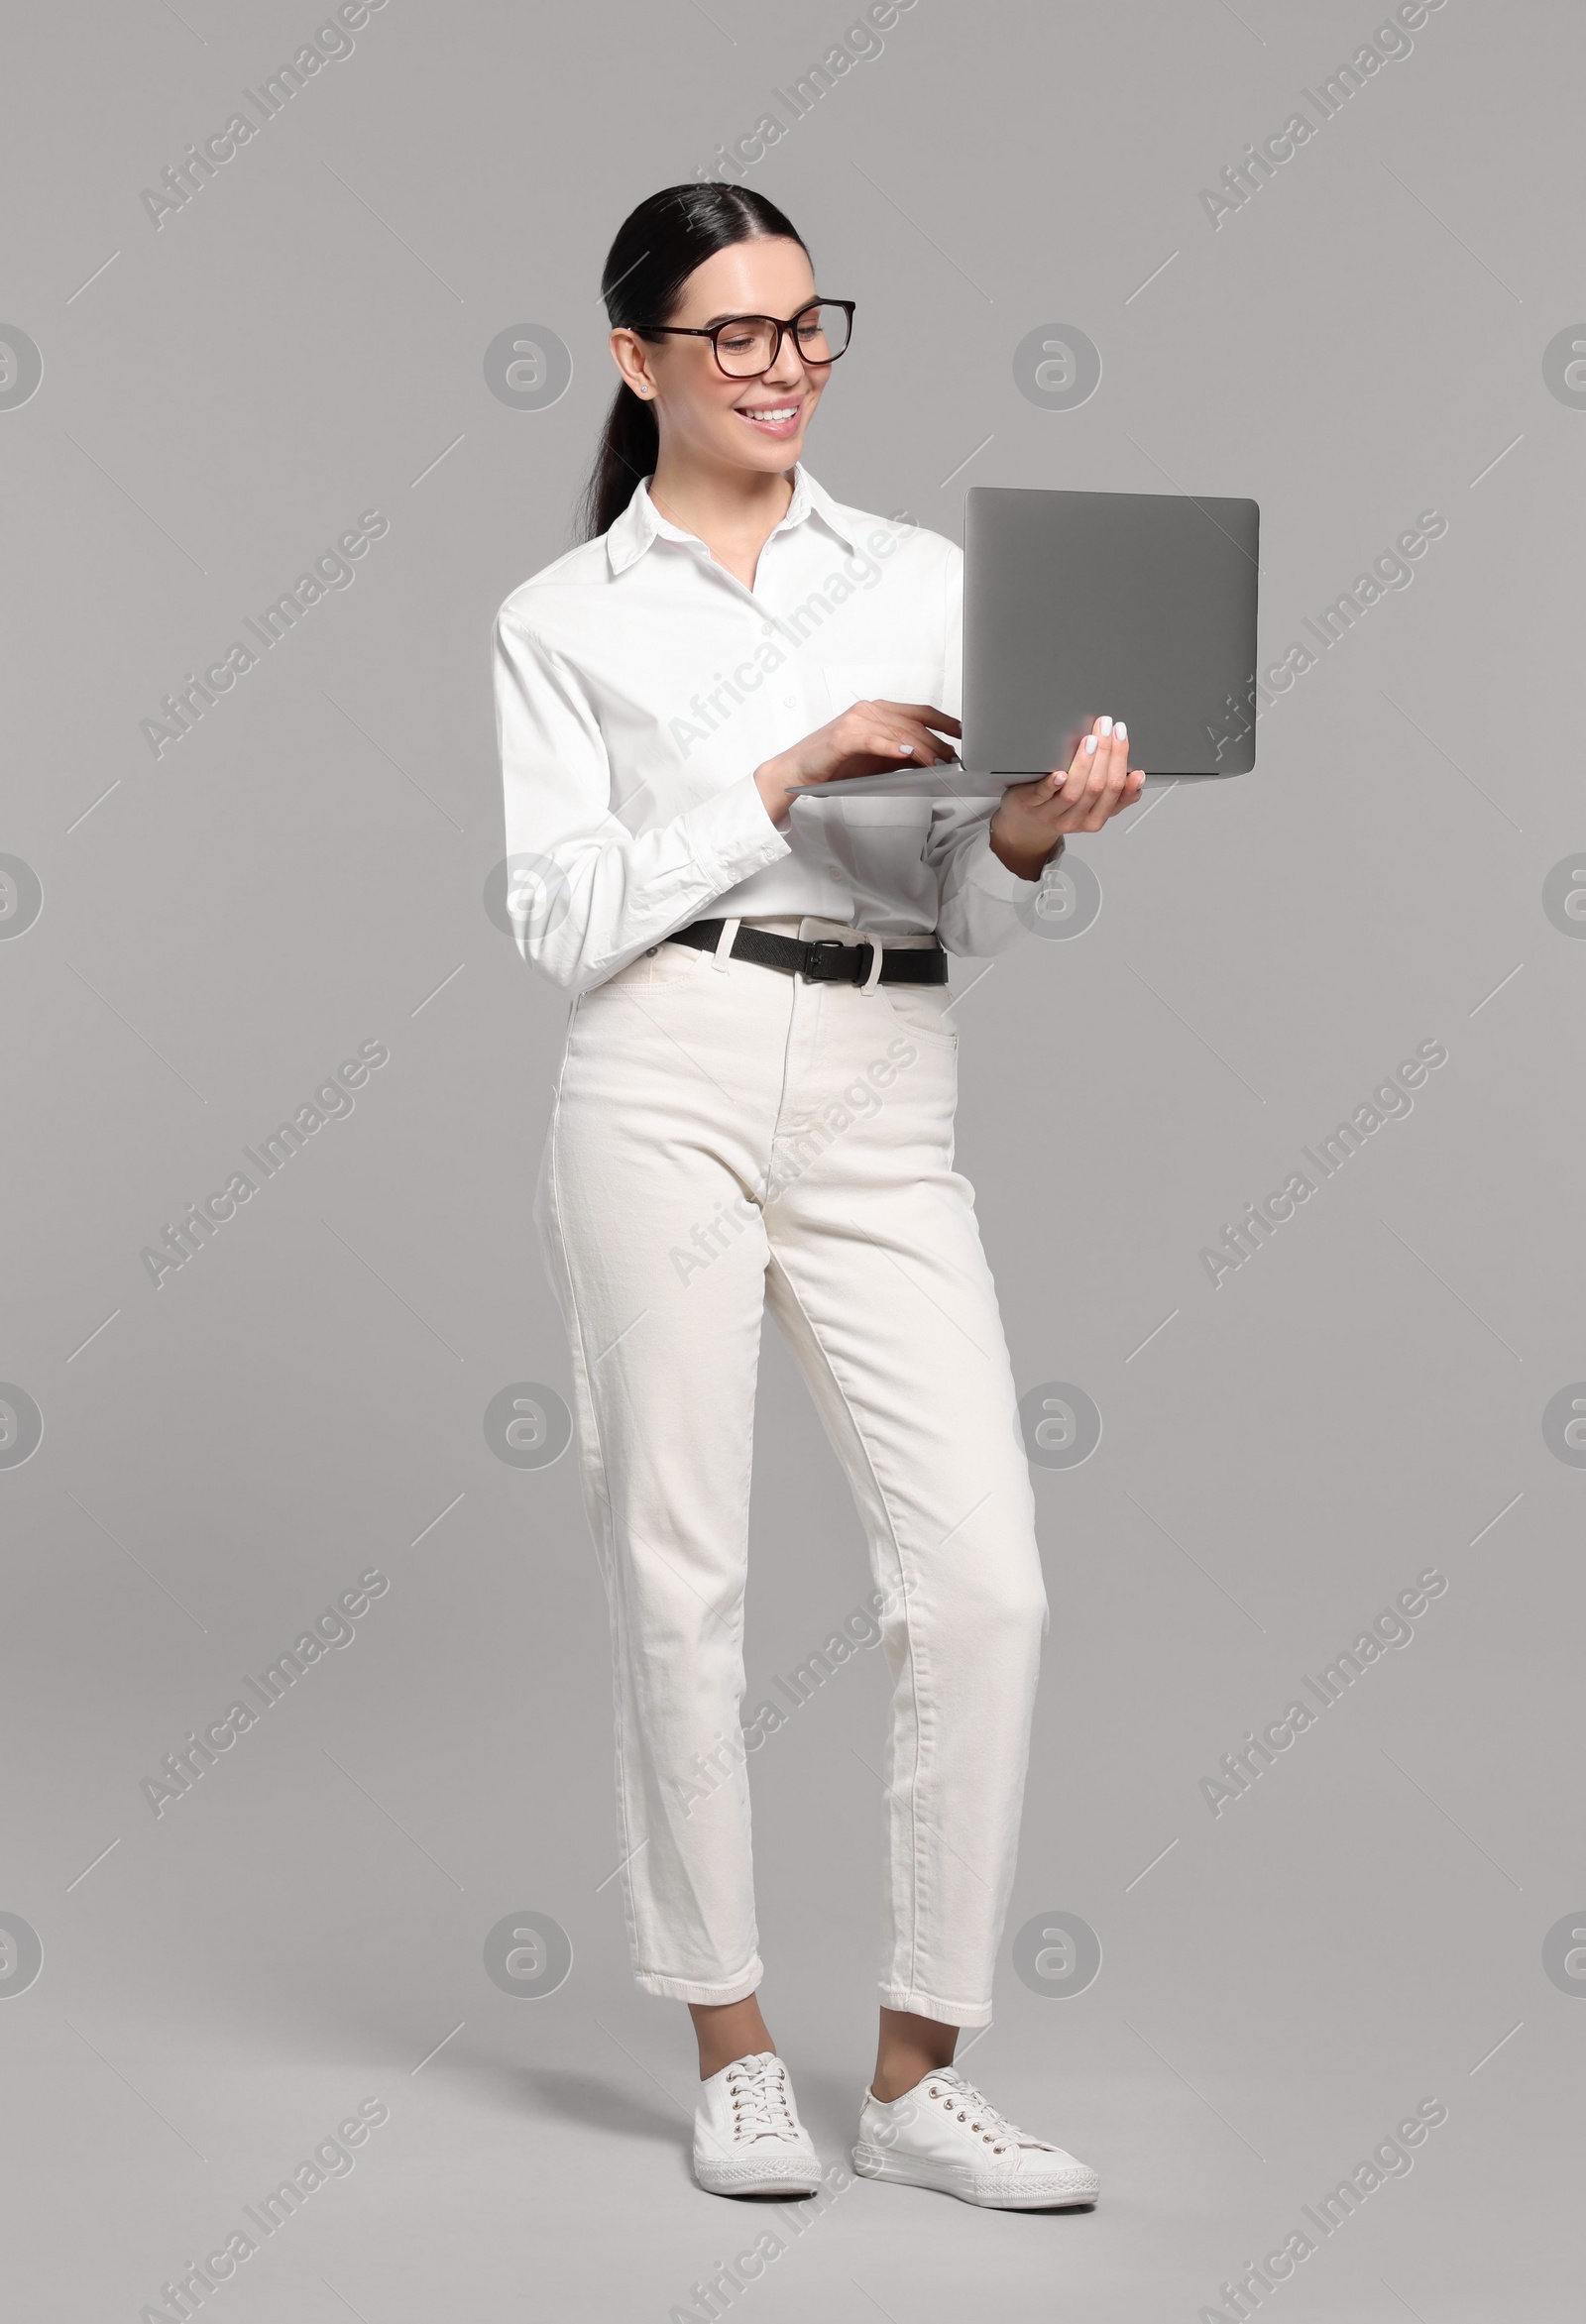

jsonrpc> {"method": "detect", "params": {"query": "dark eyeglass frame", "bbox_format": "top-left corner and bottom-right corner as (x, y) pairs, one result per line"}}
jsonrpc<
(633, 298), (855, 380)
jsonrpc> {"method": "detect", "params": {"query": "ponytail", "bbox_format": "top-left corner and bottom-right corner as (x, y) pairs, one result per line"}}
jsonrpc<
(581, 380), (660, 545)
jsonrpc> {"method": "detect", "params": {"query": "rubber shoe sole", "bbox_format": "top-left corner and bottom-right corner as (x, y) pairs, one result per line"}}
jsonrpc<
(695, 2150), (824, 2198)
(852, 2140), (1098, 2210)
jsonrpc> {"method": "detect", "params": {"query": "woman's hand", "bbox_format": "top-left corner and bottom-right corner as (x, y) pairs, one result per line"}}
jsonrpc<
(754, 700), (961, 825)
(989, 715), (1145, 881)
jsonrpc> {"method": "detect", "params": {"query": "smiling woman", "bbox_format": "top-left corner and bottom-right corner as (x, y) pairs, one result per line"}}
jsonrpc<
(495, 177), (1139, 2212)
(576, 185), (839, 548)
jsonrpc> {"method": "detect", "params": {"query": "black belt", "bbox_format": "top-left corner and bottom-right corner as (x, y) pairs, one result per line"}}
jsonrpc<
(666, 919), (948, 986)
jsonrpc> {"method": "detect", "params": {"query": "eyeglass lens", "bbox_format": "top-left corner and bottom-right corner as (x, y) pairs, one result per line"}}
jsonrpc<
(714, 303), (850, 376)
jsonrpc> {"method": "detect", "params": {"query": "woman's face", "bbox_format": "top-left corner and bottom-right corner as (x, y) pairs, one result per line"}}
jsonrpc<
(612, 237), (831, 478)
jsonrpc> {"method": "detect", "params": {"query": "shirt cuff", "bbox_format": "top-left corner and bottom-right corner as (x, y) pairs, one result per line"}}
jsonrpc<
(685, 770), (793, 889)
(963, 825), (1066, 897)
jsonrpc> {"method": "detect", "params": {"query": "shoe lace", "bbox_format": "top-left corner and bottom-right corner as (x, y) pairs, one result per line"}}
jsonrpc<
(925, 2074), (1037, 2157)
(726, 2055), (798, 2143)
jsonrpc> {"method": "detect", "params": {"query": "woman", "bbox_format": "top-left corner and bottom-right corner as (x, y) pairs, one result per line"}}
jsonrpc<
(495, 182), (1142, 2209)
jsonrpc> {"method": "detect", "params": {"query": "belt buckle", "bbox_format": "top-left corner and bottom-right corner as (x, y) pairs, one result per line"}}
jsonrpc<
(803, 938), (848, 983)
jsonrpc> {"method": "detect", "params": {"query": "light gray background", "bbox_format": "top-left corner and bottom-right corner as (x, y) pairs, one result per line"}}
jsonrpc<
(2, 1), (1581, 2316)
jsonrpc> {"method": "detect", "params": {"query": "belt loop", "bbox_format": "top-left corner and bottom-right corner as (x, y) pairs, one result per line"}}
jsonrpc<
(858, 937), (884, 995)
(713, 917), (740, 973)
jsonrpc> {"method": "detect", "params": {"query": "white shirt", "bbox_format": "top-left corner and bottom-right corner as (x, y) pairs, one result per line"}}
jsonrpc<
(494, 464), (1045, 993)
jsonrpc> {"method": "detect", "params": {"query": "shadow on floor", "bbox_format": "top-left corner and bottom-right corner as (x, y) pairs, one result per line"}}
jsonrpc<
(513, 2062), (688, 2150)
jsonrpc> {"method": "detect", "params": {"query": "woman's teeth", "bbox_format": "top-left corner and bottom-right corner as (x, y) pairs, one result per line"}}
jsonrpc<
(739, 406), (799, 426)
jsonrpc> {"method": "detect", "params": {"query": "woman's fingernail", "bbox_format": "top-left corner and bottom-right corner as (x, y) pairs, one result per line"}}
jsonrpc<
(1096, 716), (1113, 736)
(1115, 720), (1127, 739)
(1083, 735), (1097, 754)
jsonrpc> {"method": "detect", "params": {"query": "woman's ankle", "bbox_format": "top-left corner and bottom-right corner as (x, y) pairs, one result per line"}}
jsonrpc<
(871, 2005), (959, 2102)
(690, 1995), (774, 2079)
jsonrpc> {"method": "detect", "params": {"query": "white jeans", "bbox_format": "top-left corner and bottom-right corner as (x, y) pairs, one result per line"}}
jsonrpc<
(535, 917), (1048, 2029)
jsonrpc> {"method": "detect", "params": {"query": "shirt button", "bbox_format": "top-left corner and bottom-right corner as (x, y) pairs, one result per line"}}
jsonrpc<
(760, 621), (773, 635)
(783, 696), (794, 707)
(644, 945), (658, 955)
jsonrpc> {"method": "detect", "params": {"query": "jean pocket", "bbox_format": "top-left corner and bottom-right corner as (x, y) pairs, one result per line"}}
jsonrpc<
(644, 938), (709, 989)
(877, 978), (959, 1051)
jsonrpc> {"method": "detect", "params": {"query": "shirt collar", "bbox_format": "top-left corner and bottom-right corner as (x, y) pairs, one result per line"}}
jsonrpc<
(605, 462), (857, 576)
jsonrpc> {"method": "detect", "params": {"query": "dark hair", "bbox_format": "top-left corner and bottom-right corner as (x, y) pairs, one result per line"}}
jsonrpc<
(577, 182), (810, 542)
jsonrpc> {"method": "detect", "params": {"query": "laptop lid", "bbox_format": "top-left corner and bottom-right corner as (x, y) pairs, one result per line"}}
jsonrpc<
(963, 485), (1261, 783)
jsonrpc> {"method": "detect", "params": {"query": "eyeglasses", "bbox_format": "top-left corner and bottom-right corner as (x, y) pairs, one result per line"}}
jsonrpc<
(635, 299), (855, 381)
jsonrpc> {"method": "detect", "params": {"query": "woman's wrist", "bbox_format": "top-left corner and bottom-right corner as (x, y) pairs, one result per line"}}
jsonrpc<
(989, 818), (1065, 883)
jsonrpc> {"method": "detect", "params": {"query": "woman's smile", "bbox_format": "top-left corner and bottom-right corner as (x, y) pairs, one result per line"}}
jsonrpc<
(734, 397), (804, 438)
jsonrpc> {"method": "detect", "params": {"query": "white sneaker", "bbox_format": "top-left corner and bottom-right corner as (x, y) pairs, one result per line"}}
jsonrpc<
(693, 2050), (823, 2198)
(853, 2065), (1099, 2210)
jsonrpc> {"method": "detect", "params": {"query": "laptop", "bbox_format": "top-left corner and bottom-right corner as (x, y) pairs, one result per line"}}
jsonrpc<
(791, 484), (1260, 797)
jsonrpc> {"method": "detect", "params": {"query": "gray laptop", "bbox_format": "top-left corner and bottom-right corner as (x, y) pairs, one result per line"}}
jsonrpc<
(794, 484), (1260, 797)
